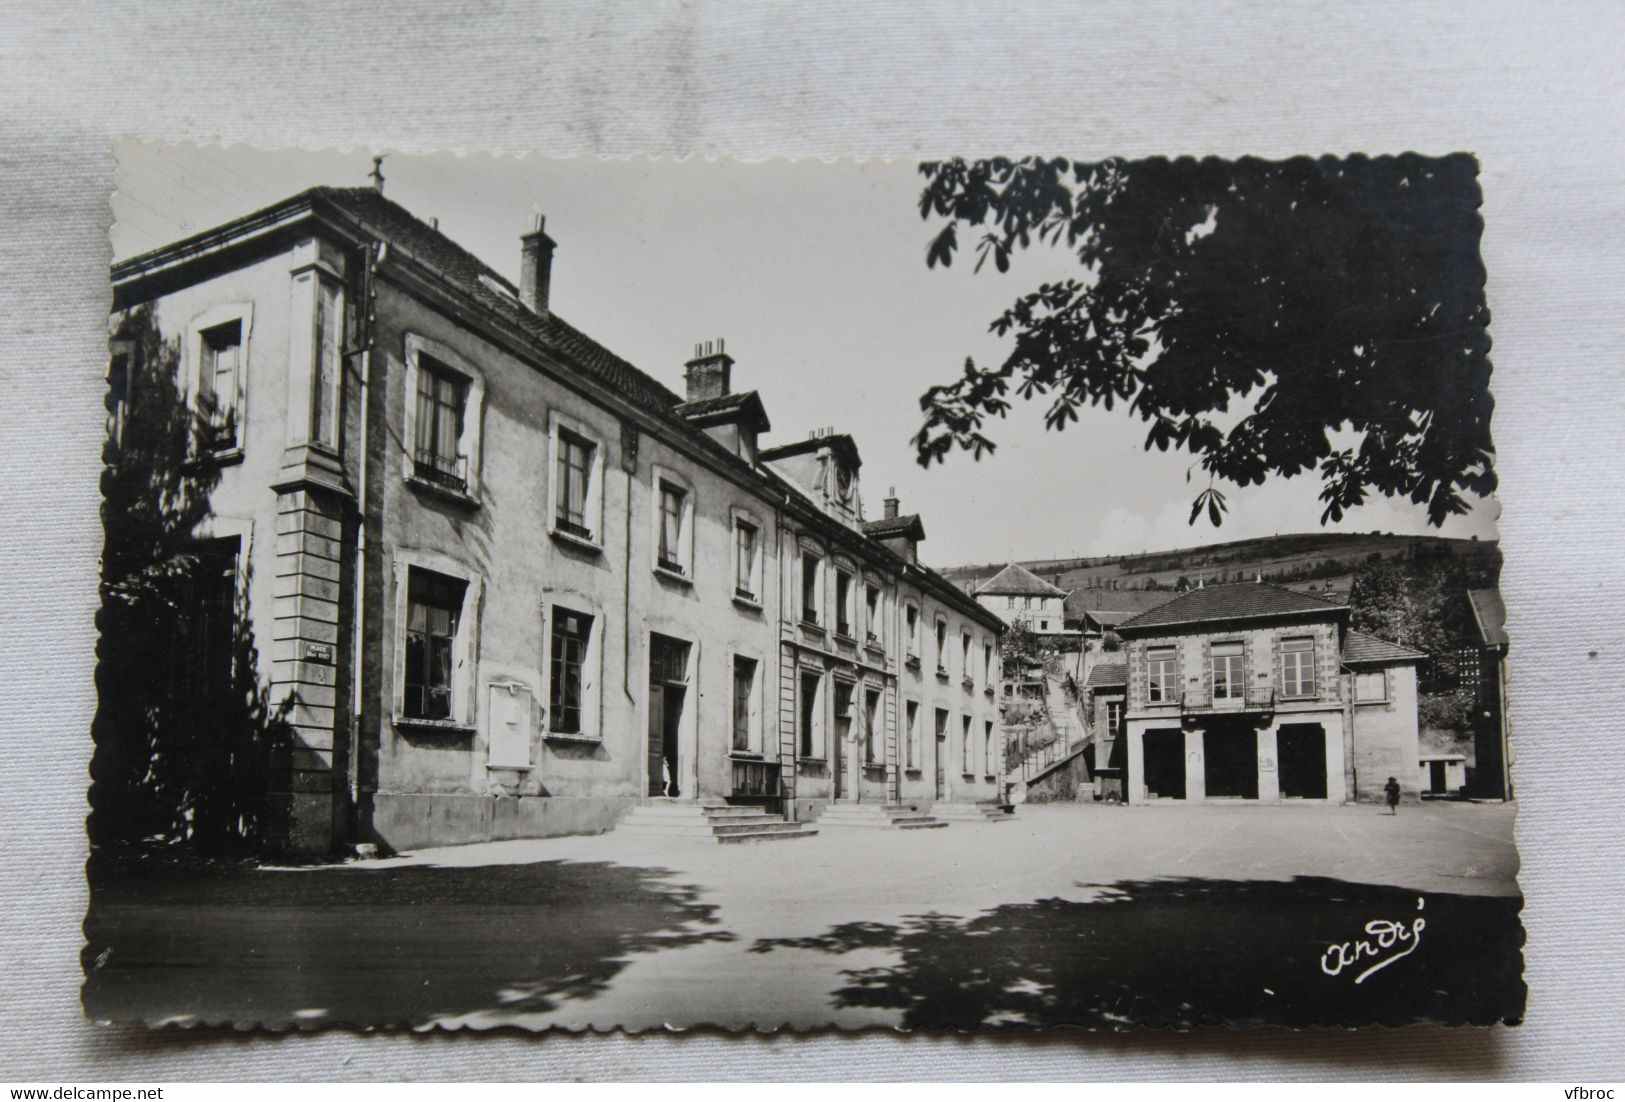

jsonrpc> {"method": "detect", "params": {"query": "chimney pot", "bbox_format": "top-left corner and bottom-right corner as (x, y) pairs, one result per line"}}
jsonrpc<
(520, 215), (557, 316)
(683, 339), (734, 402)
(883, 488), (899, 520)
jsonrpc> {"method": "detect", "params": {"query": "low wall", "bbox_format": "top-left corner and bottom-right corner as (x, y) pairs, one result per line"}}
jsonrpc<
(369, 793), (638, 852)
(1025, 751), (1092, 803)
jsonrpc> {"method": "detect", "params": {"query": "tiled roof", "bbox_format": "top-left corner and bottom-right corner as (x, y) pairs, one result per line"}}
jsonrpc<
(1063, 588), (1175, 618)
(977, 562), (1067, 598)
(1467, 588), (1509, 648)
(674, 390), (772, 433)
(1342, 629), (1427, 665)
(760, 433), (863, 470)
(313, 188), (691, 417)
(1084, 662), (1127, 690)
(1117, 581), (1345, 633)
(861, 514), (926, 542)
(1081, 609), (1133, 627)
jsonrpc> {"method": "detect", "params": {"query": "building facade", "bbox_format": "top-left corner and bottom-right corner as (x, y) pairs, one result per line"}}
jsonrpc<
(109, 186), (1004, 854)
(1114, 582), (1426, 805)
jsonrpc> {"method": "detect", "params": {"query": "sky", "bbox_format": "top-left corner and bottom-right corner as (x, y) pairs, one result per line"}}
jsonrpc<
(112, 144), (1500, 567)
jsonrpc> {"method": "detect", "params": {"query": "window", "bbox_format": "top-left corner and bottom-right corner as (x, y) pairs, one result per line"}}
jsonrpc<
(863, 687), (881, 764)
(1280, 636), (1316, 698)
(984, 642), (995, 688)
(935, 618), (949, 673)
(414, 357), (468, 491)
(555, 431), (596, 539)
(1355, 669), (1388, 703)
(905, 700), (919, 769)
(961, 715), (973, 773)
(865, 584), (883, 646)
(1147, 645), (1178, 703)
(799, 670), (823, 757)
(1039, 620), (1050, 631)
(835, 569), (854, 636)
(905, 603), (920, 660)
(961, 631), (973, 684)
(549, 606), (594, 734)
(657, 480), (689, 574)
(732, 655), (758, 752)
(169, 538), (239, 704)
(935, 708), (949, 764)
(984, 720), (996, 775)
(403, 335), (485, 499)
(405, 569), (466, 720)
(1106, 699), (1124, 740)
(800, 552), (822, 625)
(733, 518), (760, 600)
(198, 320), (243, 451)
(1211, 641), (1245, 701)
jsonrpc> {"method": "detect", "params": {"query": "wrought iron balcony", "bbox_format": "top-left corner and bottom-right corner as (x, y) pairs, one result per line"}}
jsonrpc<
(1181, 686), (1276, 716)
(413, 450), (468, 493)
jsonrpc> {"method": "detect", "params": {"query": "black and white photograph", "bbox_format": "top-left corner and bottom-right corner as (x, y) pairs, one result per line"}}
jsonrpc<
(82, 146), (1523, 1032)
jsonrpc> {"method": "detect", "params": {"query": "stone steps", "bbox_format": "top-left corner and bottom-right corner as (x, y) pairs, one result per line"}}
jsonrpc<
(929, 801), (1015, 822)
(615, 802), (818, 844)
(816, 803), (949, 830)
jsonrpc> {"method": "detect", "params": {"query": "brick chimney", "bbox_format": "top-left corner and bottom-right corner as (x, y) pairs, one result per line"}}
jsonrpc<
(520, 214), (556, 316)
(883, 486), (899, 519)
(684, 338), (733, 401)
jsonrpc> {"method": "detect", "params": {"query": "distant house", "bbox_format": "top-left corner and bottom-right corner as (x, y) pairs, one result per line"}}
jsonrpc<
(1465, 587), (1513, 800)
(1114, 582), (1426, 805)
(974, 562), (1079, 641)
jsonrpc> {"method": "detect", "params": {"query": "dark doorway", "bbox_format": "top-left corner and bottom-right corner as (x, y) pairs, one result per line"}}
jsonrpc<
(647, 634), (691, 797)
(1142, 728), (1185, 800)
(1204, 725), (1258, 799)
(1278, 724), (1328, 799)
(831, 680), (854, 799)
(1429, 760), (1448, 794)
(934, 709), (948, 799)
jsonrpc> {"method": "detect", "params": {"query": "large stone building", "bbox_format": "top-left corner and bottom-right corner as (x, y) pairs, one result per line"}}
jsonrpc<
(109, 185), (1004, 854)
(1113, 582), (1425, 805)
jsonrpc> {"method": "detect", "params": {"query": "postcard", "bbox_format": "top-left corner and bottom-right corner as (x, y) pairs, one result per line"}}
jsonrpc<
(84, 146), (1521, 1030)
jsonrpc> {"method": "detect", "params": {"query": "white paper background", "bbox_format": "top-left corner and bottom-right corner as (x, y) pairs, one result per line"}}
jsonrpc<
(3, 0), (1623, 1081)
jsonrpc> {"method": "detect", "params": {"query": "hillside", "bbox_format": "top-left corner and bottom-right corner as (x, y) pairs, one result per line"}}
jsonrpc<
(940, 532), (1501, 612)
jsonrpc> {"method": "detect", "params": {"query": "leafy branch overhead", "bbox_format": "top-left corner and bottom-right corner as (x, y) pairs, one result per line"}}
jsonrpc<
(913, 155), (1497, 527)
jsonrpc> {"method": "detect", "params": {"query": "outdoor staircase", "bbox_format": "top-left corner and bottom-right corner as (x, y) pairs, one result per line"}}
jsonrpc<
(814, 801), (948, 830)
(929, 800), (1016, 823)
(615, 802), (819, 844)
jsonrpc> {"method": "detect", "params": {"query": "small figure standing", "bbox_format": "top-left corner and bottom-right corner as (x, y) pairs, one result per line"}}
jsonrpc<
(1383, 776), (1401, 815)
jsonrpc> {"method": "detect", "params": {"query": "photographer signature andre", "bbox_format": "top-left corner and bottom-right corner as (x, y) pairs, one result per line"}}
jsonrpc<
(1320, 897), (1427, 984)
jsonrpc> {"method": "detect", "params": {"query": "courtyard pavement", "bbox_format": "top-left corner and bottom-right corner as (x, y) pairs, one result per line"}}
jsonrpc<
(82, 801), (1522, 1032)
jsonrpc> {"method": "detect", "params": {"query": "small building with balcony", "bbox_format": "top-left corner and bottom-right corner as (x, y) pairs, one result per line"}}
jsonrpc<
(1115, 582), (1425, 805)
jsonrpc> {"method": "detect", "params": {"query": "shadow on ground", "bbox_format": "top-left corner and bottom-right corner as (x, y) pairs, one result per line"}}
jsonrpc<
(750, 875), (1524, 1030)
(83, 856), (732, 1027)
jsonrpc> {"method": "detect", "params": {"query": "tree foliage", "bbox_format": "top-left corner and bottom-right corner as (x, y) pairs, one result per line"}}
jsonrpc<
(1345, 546), (1495, 660)
(1347, 546), (1500, 736)
(914, 155), (1496, 527)
(91, 307), (291, 852)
